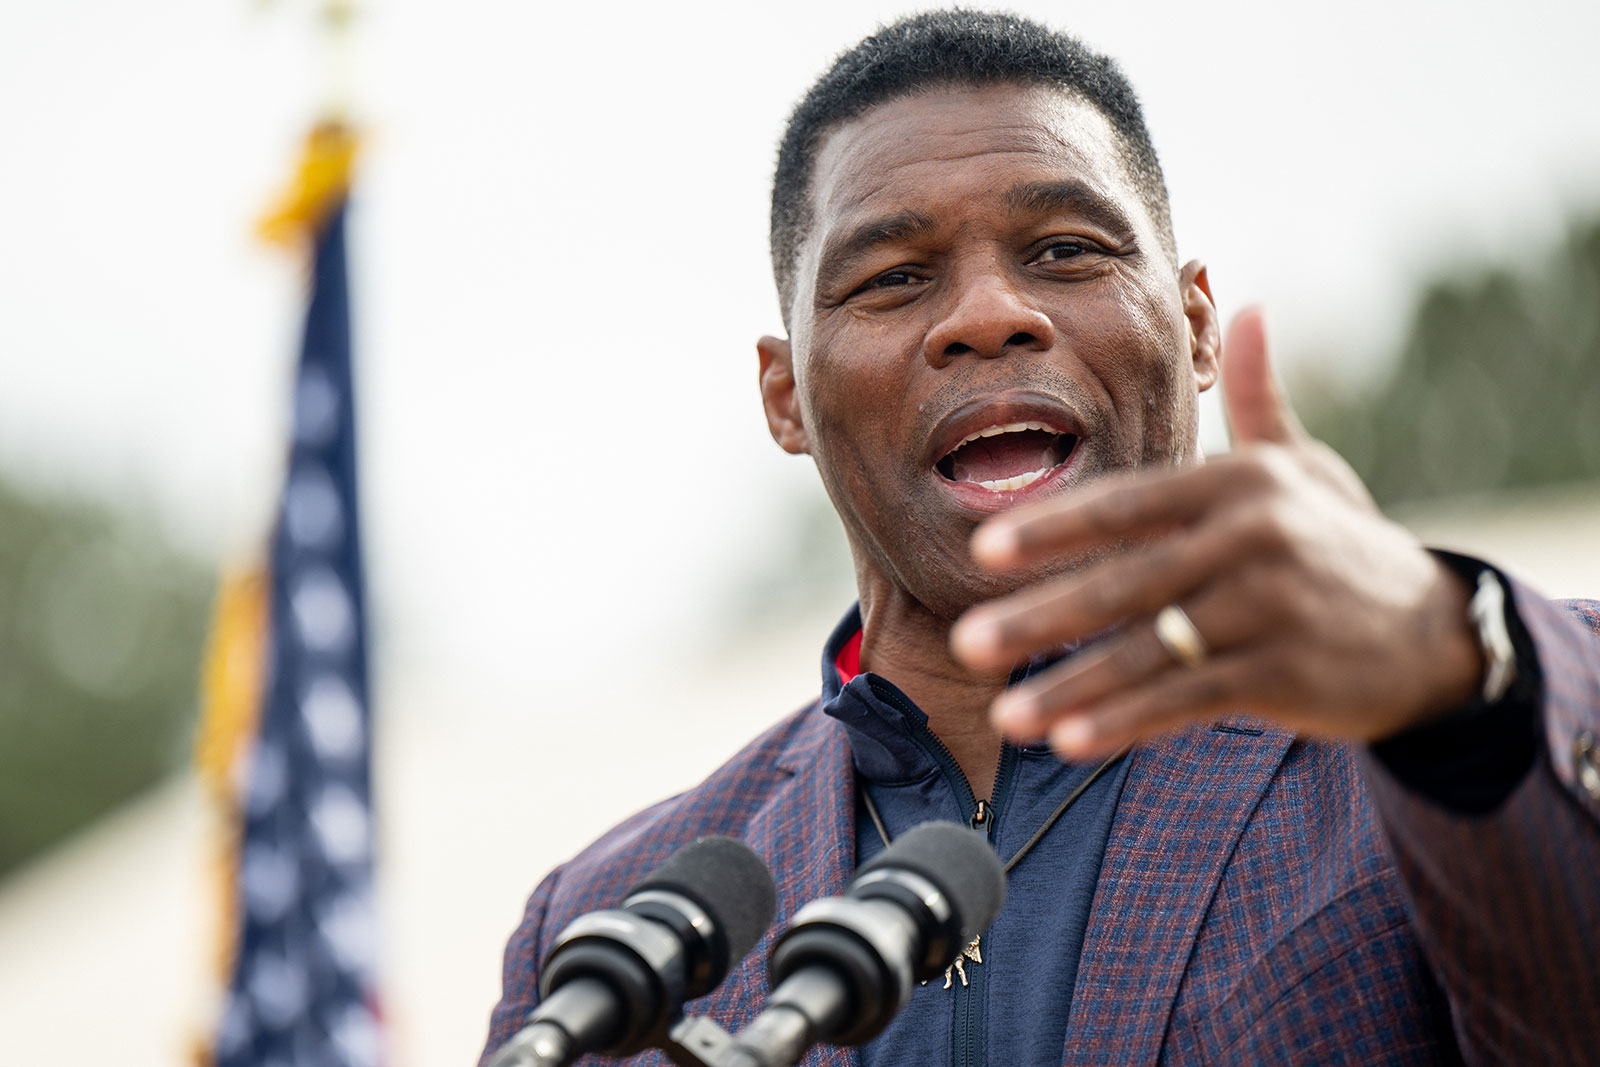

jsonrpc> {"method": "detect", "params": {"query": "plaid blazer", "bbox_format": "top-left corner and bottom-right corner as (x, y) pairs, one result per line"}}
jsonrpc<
(482, 588), (1600, 1065)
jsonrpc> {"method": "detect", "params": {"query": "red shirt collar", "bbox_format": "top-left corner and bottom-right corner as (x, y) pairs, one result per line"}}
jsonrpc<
(834, 627), (863, 684)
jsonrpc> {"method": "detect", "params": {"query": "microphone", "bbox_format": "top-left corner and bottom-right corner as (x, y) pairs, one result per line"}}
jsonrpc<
(726, 822), (1006, 1066)
(488, 836), (778, 1067)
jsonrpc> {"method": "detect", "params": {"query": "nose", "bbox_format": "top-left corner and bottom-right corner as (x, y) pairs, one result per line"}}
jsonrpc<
(922, 271), (1055, 368)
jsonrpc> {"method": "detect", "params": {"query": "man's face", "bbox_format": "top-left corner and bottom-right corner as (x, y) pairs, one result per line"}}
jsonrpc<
(759, 84), (1219, 620)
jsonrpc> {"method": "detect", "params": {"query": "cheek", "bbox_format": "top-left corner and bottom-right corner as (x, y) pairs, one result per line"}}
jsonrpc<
(797, 367), (891, 510)
(1073, 279), (1195, 461)
(801, 321), (916, 450)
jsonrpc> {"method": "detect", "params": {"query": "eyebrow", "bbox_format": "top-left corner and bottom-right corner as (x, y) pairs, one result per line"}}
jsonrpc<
(815, 209), (938, 287)
(813, 181), (1137, 291)
(1004, 180), (1136, 239)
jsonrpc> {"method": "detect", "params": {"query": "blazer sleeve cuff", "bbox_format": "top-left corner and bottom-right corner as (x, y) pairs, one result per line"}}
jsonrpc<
(1368, 555), (1600, 820)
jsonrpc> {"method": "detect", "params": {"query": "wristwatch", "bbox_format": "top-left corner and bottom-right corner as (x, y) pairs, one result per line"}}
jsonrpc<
(1371, 551), (1538, 813)
(1467, 568), (1518, 704)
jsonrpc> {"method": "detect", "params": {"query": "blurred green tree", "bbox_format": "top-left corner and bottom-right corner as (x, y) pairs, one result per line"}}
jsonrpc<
(1302, 214), (1600, 506)
(0, 479), (209, 877)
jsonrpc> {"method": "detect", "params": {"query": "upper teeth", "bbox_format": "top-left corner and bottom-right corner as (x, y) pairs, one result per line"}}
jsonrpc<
(954, 420), (1054, 450)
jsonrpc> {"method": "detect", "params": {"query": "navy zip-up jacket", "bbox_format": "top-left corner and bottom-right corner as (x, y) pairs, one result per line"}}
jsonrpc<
(820, 606), (1132, 1067)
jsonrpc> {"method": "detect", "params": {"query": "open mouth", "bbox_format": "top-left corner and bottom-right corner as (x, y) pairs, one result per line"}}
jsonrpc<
(935, 421), (1079, 492)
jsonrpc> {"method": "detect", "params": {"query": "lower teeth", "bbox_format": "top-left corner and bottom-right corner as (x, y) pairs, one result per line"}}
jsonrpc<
(976, 468), (1048, 491)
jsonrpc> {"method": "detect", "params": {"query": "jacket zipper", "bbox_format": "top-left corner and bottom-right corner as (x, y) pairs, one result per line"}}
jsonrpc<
(866, 676), (1022, 1067)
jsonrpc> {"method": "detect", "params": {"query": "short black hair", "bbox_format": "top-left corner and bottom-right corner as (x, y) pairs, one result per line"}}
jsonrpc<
(770, 9), (1174, 324)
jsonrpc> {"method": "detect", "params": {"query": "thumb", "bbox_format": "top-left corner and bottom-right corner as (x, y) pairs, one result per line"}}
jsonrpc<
(1222, 307), (1305, 446)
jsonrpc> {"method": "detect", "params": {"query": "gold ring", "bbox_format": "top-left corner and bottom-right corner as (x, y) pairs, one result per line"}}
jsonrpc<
(1154, 604), (1209, 668)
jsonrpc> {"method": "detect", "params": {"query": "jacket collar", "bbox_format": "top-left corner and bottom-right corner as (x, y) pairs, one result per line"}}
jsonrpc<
(817, 605), (946, 784)
(817, 604), (1065, 785)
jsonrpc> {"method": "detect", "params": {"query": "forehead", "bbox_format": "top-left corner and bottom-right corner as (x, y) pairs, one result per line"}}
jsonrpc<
(807, 84), (1142, 243)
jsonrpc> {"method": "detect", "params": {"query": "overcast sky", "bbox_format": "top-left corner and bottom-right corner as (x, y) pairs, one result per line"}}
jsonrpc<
(3, 0), (1598, 705)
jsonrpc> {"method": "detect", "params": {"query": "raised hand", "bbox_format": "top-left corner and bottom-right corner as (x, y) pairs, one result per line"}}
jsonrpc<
(949, 309), (1484, 760)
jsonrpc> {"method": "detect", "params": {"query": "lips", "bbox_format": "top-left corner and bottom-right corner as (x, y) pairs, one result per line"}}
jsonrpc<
(936, 420), (1078, 490)
(927, 395), (1084, 505)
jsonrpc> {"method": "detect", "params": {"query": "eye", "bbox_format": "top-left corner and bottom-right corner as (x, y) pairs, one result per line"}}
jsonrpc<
(1037, 241), (1087, 261)
(845, 267), (926, 303)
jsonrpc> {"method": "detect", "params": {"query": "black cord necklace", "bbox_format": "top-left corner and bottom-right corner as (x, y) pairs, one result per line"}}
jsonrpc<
(858, 743), (1131, 989)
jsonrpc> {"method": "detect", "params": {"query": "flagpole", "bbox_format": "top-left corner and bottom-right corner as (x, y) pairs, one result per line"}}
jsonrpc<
(319, 0), (358, 127)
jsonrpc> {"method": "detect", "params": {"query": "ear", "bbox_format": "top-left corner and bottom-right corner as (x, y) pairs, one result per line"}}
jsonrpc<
(757, 334), (810, 455)
(1179, 260), (1221, 393)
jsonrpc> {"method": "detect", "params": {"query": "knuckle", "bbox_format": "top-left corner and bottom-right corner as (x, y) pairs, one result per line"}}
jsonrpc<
(1232, 443), (1300, 498)
(1255, 443), (1298, 486)
(1248, 499), (1301, 556)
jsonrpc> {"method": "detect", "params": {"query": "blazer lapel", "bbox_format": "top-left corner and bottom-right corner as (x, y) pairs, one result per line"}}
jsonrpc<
(761, 705), (857, 925)
(697, 705), (859, 1067)
(1064, 721), (1292, 1065)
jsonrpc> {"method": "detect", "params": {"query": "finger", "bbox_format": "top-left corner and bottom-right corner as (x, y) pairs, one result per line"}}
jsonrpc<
(971, 455), (1253, 570)
(990, 628), (1173, 743)
(1042, 653), (1265, 760)
(954, 502), (1271, 672)
(987, 577), (1274, 739)
(1221, 307), (1306, 446)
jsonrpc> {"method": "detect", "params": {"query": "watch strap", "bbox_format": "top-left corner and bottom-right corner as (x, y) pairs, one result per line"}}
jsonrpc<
(1367, 550), (1542, 814)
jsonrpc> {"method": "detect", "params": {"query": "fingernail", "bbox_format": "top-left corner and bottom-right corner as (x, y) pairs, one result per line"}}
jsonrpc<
(971, 523), (1017, 563)
(951, 611), (1001, 659)
(1050, 717), (1094, 755)
(991, 692), (1037, 732)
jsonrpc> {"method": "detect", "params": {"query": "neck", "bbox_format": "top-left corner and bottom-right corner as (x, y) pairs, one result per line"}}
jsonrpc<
(856, 585), (1012, 801)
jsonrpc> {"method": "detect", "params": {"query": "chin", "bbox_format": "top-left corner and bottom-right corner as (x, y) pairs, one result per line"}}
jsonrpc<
(916, 548), (1103, 623)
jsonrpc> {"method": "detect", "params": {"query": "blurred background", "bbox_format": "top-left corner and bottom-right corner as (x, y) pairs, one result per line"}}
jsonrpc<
(1, 0), (1598, 1063)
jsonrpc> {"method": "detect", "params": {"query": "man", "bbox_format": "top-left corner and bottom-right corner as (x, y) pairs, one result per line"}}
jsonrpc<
(483, 11), (1600, 1064)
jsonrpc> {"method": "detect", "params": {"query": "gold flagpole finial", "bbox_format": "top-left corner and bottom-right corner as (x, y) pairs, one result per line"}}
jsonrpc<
(252, 0), (364, 247)
(255, 120), (360, 247)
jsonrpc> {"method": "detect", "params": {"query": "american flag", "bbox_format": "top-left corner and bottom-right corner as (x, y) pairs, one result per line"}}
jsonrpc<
(214, 190), (382, 1067)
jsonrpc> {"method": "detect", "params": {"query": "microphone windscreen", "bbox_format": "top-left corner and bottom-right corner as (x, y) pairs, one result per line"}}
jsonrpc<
(631, 836), (778, 967)
(856, 822), (1005, 941)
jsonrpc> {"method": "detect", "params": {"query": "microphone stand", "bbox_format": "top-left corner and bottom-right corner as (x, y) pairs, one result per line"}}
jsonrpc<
(660, 1011), (804, 1067)
(660, 962), (854, 1067)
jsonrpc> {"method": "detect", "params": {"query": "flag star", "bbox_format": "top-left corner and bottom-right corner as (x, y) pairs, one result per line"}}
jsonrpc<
(286, 463), (345, 549)
(300, 673), (364, 759)
(317, 891), (379, 975)
(330, 1003), (383, 1067)
(291, 566), (355, 654)
(311, 784), (371, 866)
(216, 992), (253, 1055)
(248, 953), (310, 1030)
(294, 364), (340, 447)
(242, 842), (300, 921)
(244, 741), (288, 815)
